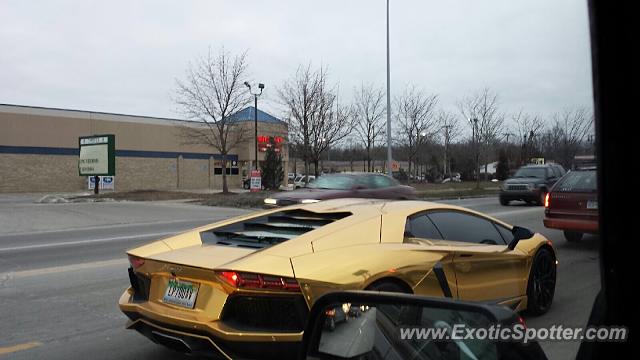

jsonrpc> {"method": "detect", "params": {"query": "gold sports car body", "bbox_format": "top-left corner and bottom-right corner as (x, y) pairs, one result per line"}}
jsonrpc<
(119, 198), (557, 359)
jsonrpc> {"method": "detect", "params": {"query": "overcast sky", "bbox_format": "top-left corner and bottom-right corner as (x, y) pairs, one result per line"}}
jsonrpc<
(1, 0), (592, 128)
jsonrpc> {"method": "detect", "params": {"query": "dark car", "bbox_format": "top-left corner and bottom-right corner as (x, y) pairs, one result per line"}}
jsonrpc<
(544, 168), (598, 241)
(323, 305), (347, 331)
(263, 173), (415, 207)
(499, 164), (565, 206)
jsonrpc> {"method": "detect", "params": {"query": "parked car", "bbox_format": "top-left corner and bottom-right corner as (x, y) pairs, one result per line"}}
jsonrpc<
(441, 172), (461, 183)
(264, 172), (416, 207)
(293, 175), (316, 189)
(499, 164), (565, 206)
(543, 168), (598, 241)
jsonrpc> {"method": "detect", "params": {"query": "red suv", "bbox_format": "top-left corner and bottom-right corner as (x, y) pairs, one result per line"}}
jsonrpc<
(543, 169), (599, 241)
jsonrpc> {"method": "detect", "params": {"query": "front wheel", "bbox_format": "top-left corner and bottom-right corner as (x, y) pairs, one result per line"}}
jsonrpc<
(499, 197), (510, 206)
(526, 248), (556, 316)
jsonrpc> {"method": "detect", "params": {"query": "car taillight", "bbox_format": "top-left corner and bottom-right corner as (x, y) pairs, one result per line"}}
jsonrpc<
(128, 255), (145, 269)
(216, 271), (301, 292)
(325, 309), (336, 317)
(544, 193), (550, 208)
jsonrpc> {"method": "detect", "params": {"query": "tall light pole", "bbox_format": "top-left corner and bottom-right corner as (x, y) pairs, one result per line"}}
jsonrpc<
(470, 117), (479, 189)
(385, 0), (393, 176)
(244, 81), (264, 171)
(442, 125), (452, 178)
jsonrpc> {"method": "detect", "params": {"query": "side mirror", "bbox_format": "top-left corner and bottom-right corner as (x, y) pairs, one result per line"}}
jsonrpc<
(507, 226), (535, 250)
(300, 291), (547, 359)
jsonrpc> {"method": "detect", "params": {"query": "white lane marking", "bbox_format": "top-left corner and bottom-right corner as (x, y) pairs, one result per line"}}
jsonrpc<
(0, 231), (175, 253)
(3, 258), (128, 279)
(0, 217), (219, 237)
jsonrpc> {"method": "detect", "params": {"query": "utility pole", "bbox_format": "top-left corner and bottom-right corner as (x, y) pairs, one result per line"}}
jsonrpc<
(470, 118), (479, 189)
(385, 0), (393, 177)
(442, 125), (452, 178)
(503, 132), (514, 169)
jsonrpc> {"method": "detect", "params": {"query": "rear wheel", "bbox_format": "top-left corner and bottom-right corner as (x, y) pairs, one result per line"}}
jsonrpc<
(564, 231), (583, 242)
(500, 198), (510, 206)
(526, 248), (556, 316)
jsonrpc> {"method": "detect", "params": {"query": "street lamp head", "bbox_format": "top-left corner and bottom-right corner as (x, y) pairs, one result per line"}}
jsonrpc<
(258, 83), (265, 90)
(244, 81), (251, 89)
(420, 131), (427, 137)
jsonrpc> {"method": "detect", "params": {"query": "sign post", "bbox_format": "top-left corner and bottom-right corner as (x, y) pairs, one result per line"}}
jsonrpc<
(250, 169), (262, 192)
(79, 135), (115, 194)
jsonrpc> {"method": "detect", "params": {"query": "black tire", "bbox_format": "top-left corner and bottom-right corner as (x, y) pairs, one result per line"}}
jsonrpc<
(526, 248), (556, 316)
(564, 231), (583, 242)
(366, 280), (410, 293)
(500, 198), (510, 206)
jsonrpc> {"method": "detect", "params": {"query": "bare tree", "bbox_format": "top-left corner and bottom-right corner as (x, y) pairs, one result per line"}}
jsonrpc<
(458, 88), (505, 186)
(510, 110), (545, 164)
(308, 92), (352, 175)
(279, 65), (352, 178)
(540, 108), (594, 167)
(174, 48), (250, 193)
(353, 84), (386, 172)
(395, 86), (439, 180)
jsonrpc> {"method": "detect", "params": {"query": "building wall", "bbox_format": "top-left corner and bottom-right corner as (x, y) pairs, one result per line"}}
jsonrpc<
(0, 105), (287, 193)
(0, 154), (84, 192)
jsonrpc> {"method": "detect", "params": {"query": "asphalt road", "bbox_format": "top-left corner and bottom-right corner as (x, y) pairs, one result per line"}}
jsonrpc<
(0, 196), (600, 359)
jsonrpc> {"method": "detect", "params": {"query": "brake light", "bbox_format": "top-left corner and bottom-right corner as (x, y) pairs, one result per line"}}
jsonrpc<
(217, 271), (301, 292)
(325, 309), (336, 317)
(128, 255), (145, 269)
(544, 193), (550, 208)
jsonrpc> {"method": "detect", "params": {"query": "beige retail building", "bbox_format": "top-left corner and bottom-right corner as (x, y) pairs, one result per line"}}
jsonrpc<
(0, 104), (288, 193)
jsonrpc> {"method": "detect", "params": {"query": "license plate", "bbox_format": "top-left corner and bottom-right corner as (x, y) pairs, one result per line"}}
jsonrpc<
(586, 200), (598, 209)
(163, 279), (199, 309)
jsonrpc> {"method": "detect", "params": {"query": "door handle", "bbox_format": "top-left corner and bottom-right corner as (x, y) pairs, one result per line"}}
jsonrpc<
(459, 254), (473, 258)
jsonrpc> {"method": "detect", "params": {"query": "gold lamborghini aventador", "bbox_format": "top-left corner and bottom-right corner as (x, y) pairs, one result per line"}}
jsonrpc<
(118, 198), (557, 359)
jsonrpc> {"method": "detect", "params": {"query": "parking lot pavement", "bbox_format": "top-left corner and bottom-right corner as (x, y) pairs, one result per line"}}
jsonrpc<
(0, 196), (600, 359)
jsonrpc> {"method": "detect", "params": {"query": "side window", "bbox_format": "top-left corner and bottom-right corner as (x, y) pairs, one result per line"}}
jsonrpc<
(405, 214), (443, 240)
(551, 166), (561, 178)
(372, 175), (394, 188)
(355, 176), (375, 189)
(427, 211), (504, 245)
